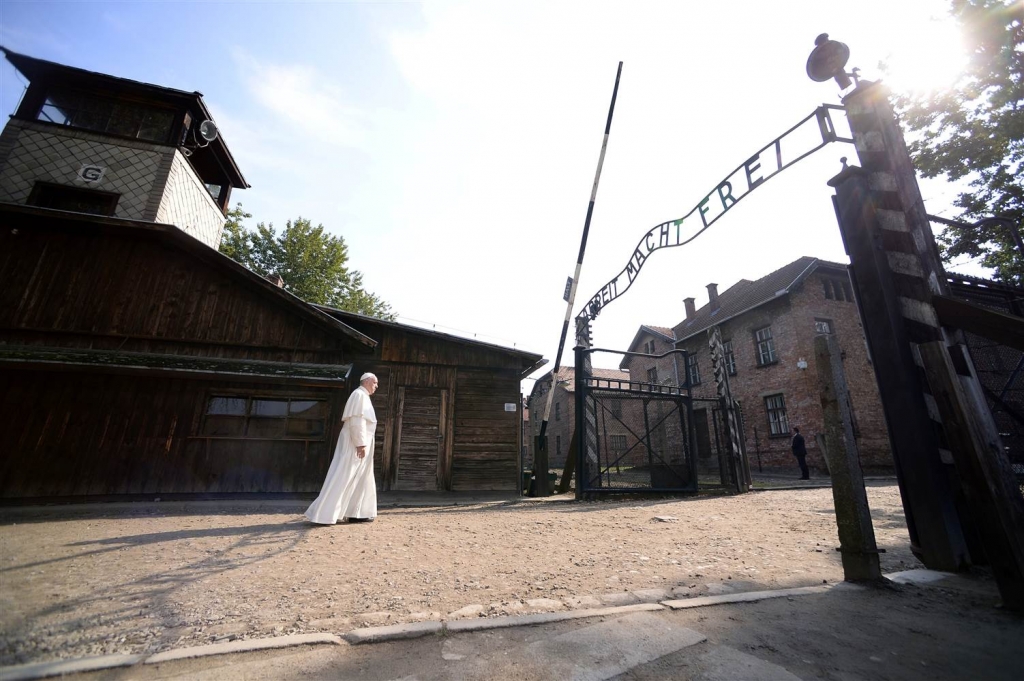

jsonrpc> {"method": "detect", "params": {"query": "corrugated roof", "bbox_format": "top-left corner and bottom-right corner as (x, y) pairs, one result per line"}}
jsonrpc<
(673, 257), (849, 343)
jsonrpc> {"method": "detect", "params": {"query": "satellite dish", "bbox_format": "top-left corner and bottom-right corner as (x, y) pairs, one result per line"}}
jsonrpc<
(198, 119), (219, 144)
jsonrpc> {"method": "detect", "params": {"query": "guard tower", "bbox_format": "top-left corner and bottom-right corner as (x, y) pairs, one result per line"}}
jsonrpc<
(0, 48), (248, 249)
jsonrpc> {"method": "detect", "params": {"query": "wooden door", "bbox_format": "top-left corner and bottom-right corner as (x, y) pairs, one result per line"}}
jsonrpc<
(393, 387), (447, 490)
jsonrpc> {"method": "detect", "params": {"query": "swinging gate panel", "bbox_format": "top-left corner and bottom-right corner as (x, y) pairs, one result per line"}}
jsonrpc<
(577, 378), (697, 494)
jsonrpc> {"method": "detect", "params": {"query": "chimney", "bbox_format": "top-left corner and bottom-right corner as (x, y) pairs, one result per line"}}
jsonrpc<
(266, 273), (284, 288)
(684, 297), (696, 320)
(707, 283), (719, 311)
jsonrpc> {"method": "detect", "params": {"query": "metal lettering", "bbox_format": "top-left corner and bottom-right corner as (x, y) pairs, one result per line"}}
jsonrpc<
(577, 105), (848, 323)
(717, 180), (737, 210)
(744, 154), (763, 190)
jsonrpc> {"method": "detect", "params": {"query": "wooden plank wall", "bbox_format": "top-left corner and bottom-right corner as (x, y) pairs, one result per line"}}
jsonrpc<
(0, 227), (353, 362)
(451, 368), (520, 491)
(0, 369), (343, 498)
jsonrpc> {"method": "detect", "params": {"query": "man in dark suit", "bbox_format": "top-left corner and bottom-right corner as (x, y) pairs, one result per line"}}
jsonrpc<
(792, 427), (810, 480)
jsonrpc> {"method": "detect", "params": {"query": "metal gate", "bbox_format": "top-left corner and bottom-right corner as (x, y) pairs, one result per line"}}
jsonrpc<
(574, 346), (747, 496)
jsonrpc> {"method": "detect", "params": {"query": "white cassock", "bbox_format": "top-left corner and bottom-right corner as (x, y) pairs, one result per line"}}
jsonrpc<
(305, 385), (378, 524)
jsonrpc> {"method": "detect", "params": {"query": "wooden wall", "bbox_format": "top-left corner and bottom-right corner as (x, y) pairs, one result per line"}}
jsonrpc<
(331, 316), (533, 493)
(0, 222), (359, 363)
(451, 368), (520, 491)
(0, 369), (344, 498)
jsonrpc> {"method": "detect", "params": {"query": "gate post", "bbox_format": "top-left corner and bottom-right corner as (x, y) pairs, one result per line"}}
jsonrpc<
(574, 343), (586, 500)
(709, 325), (752, 492)
(828, 79), (970, 570)
(814, 333), (883, 581)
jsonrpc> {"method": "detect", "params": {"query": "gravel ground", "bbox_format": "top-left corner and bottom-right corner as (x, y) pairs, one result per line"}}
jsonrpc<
(0, 482), (922, 667)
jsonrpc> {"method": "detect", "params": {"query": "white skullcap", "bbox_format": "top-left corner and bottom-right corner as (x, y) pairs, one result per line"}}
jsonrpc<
(360, 372), (377, 382)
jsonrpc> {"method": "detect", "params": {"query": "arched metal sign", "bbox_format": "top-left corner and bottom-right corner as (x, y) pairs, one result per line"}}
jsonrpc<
(577, 104), (852, 329)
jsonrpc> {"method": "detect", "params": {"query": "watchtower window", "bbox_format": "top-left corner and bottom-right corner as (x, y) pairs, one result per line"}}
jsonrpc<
(28, 181), (119, 216)
(37, 88), (176, 144)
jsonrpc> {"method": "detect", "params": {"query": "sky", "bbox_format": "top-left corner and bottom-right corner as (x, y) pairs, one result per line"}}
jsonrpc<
(0, 0), (982, 393)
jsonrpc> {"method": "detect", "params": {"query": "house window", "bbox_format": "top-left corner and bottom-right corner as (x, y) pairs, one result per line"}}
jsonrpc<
(814, 319), (833, 335)
(646, 367), (658, 384)
(610, 400), (622, 418)
(610, 434), (627, 452)
(555, 402), (561, 421)
(201, 395), (328, 440)
(841, 280), (853, 302)
(687, 354), (701, 385)
(764, 394), (789, 436)
(644, 339), (656, 354)
(754, 326), (776, 366)
(723, 340), (737, 376)
(37, 88), (176, 143)
(823, 278), (854, 303)
(556, 436), (562, 458)
(28, 181), (119, 216)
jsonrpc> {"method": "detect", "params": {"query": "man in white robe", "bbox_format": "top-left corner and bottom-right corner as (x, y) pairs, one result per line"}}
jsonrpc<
(305, 373), (379, 524)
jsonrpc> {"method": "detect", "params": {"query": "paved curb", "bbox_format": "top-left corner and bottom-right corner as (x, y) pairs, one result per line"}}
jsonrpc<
(0, 635), (342, 681)
(444, 602), (664, 634)
(0, 582), (859, 680)
(0, 654), (144, 681)
(143, 633), (343, 664)
(661, 583), (851, 609)
(342, 620), (442, 644)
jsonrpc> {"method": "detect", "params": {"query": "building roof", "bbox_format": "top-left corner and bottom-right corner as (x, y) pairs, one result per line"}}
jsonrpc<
(315, 305), (546, 377)
(618, 324), (676, 369)
(1, 47), (249, 189)
(2, 203), (376, 349)
(673, 257), (849, 343)
(0, 345), (352, 383)
(528, 366), (630, 399)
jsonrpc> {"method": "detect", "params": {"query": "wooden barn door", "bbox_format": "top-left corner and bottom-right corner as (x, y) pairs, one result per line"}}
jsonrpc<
(393, 387), (448, 490)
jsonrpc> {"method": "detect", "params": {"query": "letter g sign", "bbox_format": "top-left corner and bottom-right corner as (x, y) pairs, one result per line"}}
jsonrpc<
(77, 164), (106, 183)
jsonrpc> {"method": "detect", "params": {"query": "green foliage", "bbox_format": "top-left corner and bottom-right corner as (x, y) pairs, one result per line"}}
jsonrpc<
(217, 203), (396, 320)
(892, 0), (1023, 283)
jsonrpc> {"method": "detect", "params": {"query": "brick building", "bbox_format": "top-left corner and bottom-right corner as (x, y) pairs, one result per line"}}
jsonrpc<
(619, 325), (680, 387)
(525, 366), (631, 469)
(666, 256), (892, 473)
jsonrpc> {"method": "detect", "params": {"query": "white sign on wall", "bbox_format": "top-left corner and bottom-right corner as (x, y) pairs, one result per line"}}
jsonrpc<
(78, 164), (106, 183)
(504, 403), (517, 412)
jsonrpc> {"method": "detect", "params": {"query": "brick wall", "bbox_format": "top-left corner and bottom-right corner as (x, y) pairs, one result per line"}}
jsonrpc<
(622, 331), (682, 388)
(676, 271), (892, 473)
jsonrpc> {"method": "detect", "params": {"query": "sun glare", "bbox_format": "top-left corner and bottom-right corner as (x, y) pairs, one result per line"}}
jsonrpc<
(879, 16), (968, 95)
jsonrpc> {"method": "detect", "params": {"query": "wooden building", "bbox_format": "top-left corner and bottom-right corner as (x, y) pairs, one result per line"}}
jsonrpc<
(0, 49), (545, 500)
(316, 309), (544, 492)
(0, 205), (375, 498)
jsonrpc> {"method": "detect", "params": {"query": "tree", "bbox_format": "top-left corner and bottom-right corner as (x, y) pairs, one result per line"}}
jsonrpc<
(893, 0), (1023, 283)
(218, 203), (396, 320)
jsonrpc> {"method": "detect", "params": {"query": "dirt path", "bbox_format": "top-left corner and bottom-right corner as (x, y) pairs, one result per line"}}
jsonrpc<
(0, 483), (921, 667)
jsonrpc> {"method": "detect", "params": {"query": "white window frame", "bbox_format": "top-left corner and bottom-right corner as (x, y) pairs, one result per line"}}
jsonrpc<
(764, 394), (790, 436)
(755, 326), (776, 366)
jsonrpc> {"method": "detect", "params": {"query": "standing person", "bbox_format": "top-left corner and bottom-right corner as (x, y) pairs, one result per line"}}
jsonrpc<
(792, 426), (810, 480)
(305, 373), (379, 524)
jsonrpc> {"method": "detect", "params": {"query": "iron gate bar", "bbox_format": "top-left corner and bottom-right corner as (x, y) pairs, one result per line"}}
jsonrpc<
(588, 397), (687, 474)
(576, 346), (701, 495)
